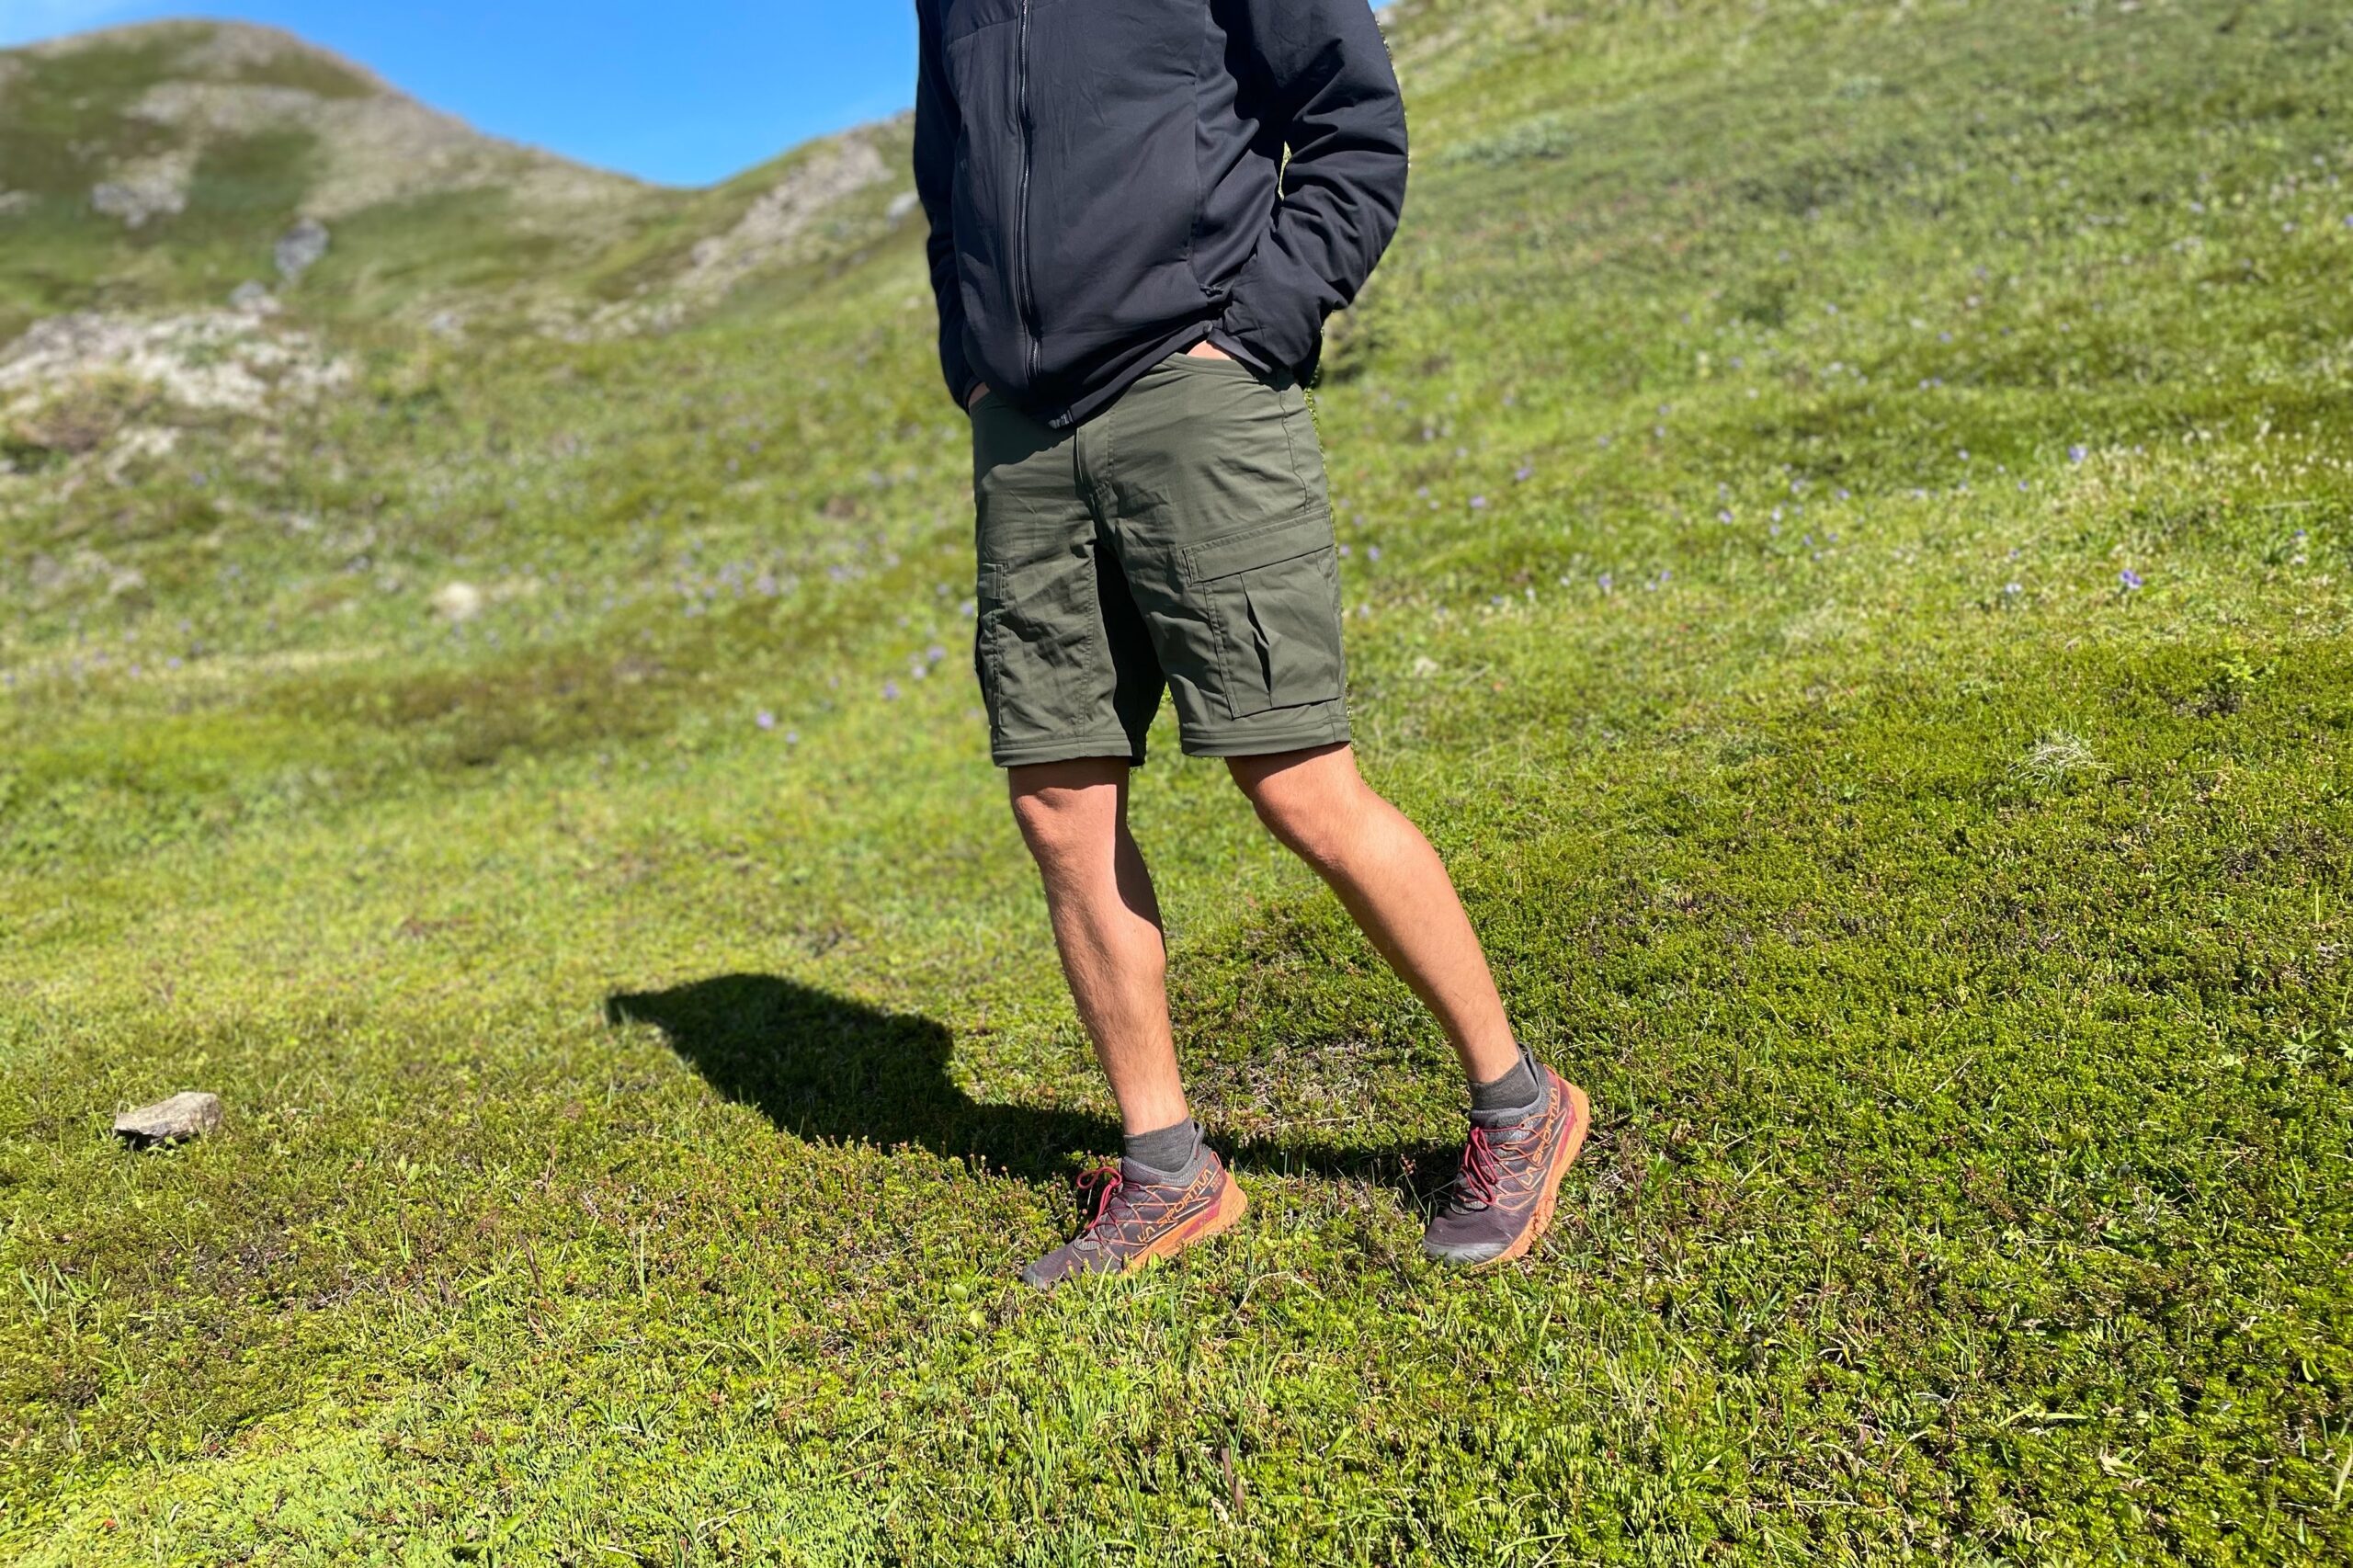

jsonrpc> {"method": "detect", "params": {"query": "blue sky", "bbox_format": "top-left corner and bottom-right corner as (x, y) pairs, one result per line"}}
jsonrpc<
(0, 2), (923, 186)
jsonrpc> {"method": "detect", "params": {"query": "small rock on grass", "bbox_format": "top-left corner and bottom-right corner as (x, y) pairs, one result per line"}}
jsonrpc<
(276, 217), (330, 280)
(114, 1092), (222, 1148)
(431, 581), (484, 622)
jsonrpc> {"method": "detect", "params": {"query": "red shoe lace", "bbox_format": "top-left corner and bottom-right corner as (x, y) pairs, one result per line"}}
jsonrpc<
(1075, 1163), (1129, 1236)
(1450, 1126), (1506, 1210)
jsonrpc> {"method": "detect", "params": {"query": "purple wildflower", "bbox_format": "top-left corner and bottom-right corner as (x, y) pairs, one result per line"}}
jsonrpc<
(2068, 445), (2088, 464)
(1366, 545), (1382, 562)
(756, 710), (777, 731)
(882, 680), (902, 700)
(2119, 568), (2143, 591)
(1470, 495), (1488, 510)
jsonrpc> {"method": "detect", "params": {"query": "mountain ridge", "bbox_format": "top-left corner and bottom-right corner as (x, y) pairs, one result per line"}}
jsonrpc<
(0, 17), (920, 343)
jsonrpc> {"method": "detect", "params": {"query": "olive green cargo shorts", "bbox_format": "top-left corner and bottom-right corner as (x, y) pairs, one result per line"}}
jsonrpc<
(969, 350), (1350, 768)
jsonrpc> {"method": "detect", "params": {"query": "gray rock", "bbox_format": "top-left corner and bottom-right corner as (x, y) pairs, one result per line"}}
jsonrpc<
(275, 217), (330, 280)
(114, 1091), (223, 1147)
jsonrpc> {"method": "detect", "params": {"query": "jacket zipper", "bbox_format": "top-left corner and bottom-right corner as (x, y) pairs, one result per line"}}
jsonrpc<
(1014, 0), (1040, 389)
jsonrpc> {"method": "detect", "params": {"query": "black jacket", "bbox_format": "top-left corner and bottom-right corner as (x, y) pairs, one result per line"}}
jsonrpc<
(913, 0), (1408, 428)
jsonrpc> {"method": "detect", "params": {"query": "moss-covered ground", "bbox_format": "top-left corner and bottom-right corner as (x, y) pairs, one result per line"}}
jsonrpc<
(4, 0), (2350, 1561)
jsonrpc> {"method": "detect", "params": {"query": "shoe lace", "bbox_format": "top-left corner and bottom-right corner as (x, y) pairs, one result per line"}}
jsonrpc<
(1447, 1126), (1506, 1212)
(1075, 1162), (1131, 1239)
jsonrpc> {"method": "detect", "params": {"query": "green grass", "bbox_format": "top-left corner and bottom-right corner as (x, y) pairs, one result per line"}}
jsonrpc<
(4, 0), (2352, 1561)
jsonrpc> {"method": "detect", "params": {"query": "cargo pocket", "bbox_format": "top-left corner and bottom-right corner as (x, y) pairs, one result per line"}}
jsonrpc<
(1185, 512), (1346, 720)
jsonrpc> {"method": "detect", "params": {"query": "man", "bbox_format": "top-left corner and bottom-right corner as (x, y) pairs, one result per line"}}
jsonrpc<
(912, 0), (1589, 1288)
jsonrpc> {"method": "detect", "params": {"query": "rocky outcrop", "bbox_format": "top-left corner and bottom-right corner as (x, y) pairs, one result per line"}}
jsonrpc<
(90, 153), (194, 227)
(0, 310), (350, 416)
(674, 137), (893, 301)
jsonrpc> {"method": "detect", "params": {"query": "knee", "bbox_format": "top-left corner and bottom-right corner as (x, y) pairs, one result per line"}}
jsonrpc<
(1009, 787), (1097, 870)
(1243, 771), (1359, 869)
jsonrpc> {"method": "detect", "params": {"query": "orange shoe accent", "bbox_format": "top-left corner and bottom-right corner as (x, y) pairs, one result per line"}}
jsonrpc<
(1471, 1077), (1590, 1270)
(1122, 1166), (1248, 1273)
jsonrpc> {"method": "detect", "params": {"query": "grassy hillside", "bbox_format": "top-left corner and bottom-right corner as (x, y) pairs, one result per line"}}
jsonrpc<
(3, 0), (2350, 1562)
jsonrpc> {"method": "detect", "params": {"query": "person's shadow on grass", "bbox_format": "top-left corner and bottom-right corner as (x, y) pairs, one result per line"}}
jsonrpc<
(604, 972), (1457, 1207)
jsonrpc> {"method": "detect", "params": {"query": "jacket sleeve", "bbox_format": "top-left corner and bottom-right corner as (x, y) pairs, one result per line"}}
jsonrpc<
(1211, 0), (1408, 378)
(913, 0), (980, 410)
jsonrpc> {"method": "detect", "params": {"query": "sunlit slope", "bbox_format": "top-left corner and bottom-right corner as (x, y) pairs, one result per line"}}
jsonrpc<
(2, 1), (2348, 1563)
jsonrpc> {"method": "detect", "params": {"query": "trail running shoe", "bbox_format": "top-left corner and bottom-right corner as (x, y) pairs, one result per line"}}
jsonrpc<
(1422, 1062), (1591, 1267)
(1020, 1149), (1247, 1290)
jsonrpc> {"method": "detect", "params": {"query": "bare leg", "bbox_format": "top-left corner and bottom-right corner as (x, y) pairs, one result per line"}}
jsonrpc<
(1006, 757), (1190, 1135)
(1226, 744), (1520, 1085)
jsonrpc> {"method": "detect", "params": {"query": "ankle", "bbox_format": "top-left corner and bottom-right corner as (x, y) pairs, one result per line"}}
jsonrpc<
(1468, 1051), (1543, 1124)
(1122, 1116), (1204, 1177)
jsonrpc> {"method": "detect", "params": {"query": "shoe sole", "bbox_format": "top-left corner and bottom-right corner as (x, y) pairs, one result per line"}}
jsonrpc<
(1117, 1167), (1249, 1276)
(1468, 1074), (1591, 1271)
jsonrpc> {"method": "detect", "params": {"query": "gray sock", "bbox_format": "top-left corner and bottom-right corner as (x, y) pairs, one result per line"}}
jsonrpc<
(1123, 1117), (1203, 1179)
(1469, 1052), (1543, 1124)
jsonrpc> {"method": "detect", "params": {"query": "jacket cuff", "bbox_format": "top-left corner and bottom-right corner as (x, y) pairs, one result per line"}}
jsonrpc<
(1215, 288), (1317, 380)
(1205, 328), (1275, 377)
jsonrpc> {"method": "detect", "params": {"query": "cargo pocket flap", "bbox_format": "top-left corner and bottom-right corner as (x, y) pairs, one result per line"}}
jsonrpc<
(1183, 511), (1332, 584)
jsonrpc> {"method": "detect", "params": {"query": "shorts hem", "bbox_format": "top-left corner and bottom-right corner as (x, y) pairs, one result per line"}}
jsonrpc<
(1176, 716), (1352, 761)
(992, 734), (1149, 769)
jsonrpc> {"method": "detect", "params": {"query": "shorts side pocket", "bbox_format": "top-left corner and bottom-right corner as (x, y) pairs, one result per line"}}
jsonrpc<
(1183, 512), (1347, 721)
(972, 562), (1002, 708)
(976, 553), (1094, 742)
